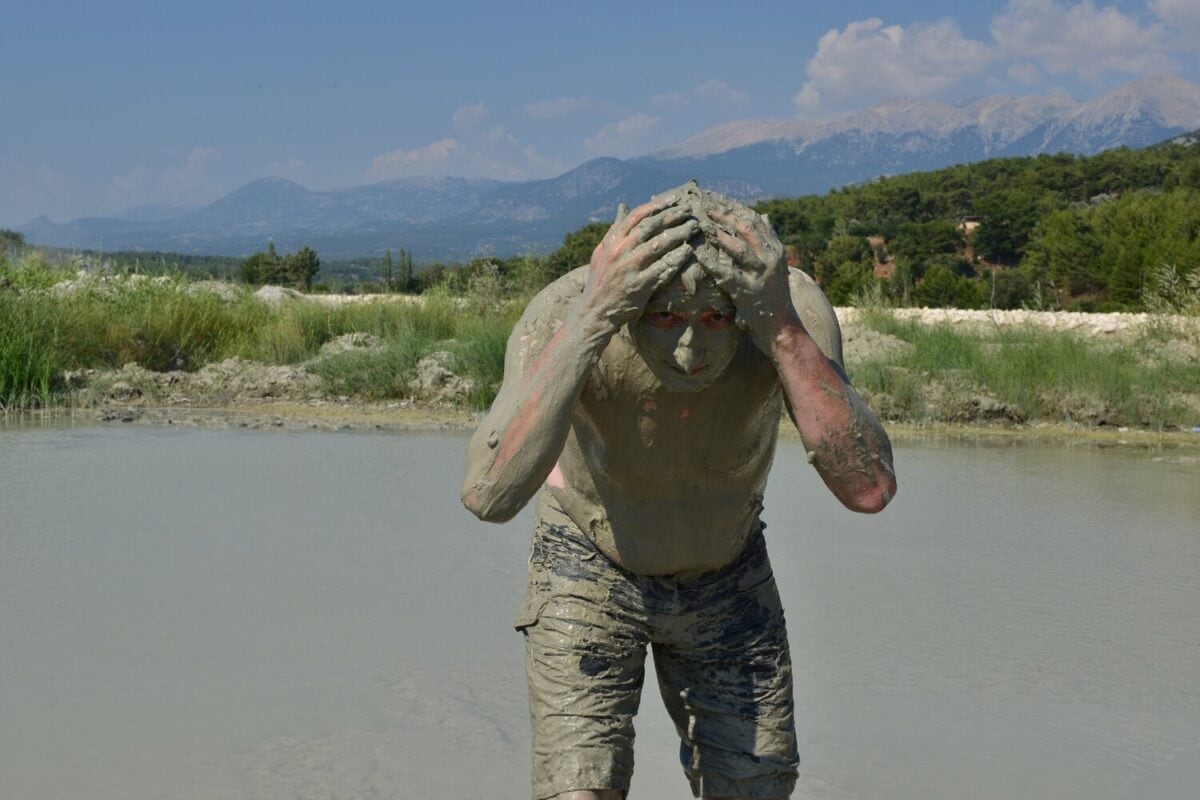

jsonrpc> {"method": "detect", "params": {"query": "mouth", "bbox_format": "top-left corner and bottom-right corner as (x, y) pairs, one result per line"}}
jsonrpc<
(666, 362), (708, 376)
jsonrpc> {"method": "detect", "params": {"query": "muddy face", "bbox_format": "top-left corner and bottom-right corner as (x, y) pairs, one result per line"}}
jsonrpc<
(631, 263), (741, 392)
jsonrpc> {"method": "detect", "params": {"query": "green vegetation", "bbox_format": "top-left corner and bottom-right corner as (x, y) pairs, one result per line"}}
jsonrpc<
(847, 310), (1200, 431)
(755, 139), (1200, 311)
(6, 139), (1200, 430)
(240, 242), (321, 289)
(0, 251), (517, 411)
(3, 248), (1197, 432)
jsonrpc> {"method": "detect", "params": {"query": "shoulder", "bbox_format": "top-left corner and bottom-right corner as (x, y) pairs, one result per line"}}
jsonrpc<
(503, 267), (589, 374)
(513, 267), (586, 341)
(787, 267), (843, 367)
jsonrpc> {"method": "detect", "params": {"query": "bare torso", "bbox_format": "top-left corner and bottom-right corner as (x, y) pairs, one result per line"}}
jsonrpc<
(523, 266), (841, 575)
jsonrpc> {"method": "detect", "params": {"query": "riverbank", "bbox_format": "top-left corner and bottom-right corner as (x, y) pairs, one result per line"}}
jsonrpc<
(3, 271), (1198, 440)
(6, 400), (1200, 454)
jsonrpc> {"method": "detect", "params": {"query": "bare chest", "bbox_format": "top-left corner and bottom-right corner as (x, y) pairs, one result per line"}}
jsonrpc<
(572, 335), (782, 485)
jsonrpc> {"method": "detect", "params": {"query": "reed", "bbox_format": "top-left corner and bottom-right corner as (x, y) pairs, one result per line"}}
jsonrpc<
(848, 314), (1200, 430)
(4, 254), (1196, 426)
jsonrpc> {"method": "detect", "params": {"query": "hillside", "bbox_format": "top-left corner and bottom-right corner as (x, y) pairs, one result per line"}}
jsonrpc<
(750, 134), (1200, 312)
(20, 76), (1200, 262)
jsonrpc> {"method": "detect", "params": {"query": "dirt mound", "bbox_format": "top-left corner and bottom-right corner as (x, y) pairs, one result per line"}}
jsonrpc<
(81, 358), (325, 406)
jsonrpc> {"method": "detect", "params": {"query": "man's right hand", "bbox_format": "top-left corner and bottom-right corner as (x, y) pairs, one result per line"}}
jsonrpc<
(580, 194), (699, 331)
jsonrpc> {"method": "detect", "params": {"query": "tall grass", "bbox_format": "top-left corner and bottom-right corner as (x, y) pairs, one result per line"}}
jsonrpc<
(0, 292), (60, 408)
(6, 252), (1195, 426)
(0, 257), (517, 411)
(849, 314), (1200, 429)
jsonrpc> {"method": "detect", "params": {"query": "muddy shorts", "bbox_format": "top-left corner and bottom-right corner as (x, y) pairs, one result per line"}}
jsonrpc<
(516, 519), (798, 799)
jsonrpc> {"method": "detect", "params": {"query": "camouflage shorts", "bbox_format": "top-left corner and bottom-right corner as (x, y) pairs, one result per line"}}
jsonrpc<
(516, 519), (798, 799)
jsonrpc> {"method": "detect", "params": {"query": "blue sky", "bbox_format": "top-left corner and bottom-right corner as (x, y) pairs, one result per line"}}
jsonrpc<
(2, 0), (1198, 226)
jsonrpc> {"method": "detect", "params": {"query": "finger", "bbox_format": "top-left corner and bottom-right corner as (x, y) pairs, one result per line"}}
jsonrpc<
(691, 240), (721, 269)
(644, 243), (692, 293)
(618, 192), (686, 237)
(698, 246), (740, 289)
(613, 203), (630, 226)
(708, 205), (766, 247)
(629, 218), (699, 268)
(630, 205), (695, 243)
(711, 225), (756, 270)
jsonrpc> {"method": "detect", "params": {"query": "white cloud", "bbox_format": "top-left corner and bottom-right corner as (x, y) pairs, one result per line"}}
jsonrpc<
(651, 80), (749, 111)
(160, 146), (220, 197)
(1007, 61), (1043, 85)
(1150, 0), (1200, 46)
(267, 158), (313, 186)
(365, 139), (464, 181)
(583, 114), (662, 157)
(365, 121), (567, 183)
(991, 0), (1173, 80)
(451, 101), (490, 135)
(794, 17), (992, 115)
(107, 146), (221, 211)
(523, 95), (607, 119)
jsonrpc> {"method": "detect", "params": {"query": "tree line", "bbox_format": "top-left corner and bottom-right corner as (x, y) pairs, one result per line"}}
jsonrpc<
(752, 136), (1200, 311)
(16, 134), (1198, 311)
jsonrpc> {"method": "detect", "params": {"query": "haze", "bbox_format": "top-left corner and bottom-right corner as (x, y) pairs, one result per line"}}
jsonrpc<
(3, 0), (1199, 227)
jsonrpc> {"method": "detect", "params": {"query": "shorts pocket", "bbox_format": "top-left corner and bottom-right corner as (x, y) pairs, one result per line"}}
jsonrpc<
(514, 584), (549, 631)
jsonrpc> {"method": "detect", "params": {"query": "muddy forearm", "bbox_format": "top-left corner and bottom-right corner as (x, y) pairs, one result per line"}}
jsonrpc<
(461, 305), (615, 522)
(771, 319), (897, 513)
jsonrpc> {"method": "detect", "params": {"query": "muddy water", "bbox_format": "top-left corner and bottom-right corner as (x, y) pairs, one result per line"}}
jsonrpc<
(1, 426), (1197, 799)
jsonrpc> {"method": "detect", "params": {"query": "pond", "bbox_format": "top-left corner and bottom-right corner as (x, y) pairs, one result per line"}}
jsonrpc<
(1, 425), (1197, 799)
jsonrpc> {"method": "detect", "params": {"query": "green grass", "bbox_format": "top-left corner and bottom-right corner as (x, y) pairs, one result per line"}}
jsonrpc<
(849, 313), (1200, 429)
(1, 257), (518, 411)
(5, 254), (1197, 426)
(0, 292), (60, 408)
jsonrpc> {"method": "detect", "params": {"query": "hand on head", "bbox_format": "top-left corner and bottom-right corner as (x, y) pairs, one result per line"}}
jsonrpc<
(583, 182), (793, 345)
(582, 189), (699, 329)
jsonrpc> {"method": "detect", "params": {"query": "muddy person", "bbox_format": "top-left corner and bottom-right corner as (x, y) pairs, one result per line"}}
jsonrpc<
(462, 182), (896, 799)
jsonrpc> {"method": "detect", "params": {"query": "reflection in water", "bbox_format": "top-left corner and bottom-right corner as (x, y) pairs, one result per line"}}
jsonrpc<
(1, 426), (1197, 799)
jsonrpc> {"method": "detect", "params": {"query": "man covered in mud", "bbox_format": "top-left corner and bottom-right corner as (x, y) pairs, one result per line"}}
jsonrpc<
(461, 182), (896, 799)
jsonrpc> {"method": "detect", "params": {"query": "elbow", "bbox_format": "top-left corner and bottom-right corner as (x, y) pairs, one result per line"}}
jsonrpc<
(846, 475), (897, 515)
(461, 482), (523, 523)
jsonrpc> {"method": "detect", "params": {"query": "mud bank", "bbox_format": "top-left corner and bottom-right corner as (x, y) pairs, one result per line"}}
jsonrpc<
(6, 403), (1199, 454)
(5, 303), (1196, 447)
(835, 307), (1195, 339)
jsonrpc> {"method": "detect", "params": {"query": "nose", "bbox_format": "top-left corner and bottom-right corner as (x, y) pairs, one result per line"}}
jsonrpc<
(673, 325), (706, 372)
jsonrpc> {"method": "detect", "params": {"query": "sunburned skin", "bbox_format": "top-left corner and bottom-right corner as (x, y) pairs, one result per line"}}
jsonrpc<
(461, 182), (896, 575)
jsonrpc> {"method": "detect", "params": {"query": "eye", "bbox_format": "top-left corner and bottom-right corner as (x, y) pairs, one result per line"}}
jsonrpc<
(647, 310), (685, 329)
(700, 309), (734, 329)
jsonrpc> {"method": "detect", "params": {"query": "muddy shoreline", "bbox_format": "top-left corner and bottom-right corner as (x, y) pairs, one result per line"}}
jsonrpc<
(6, 400), (1199, 453)
(4, 298), (1196, 449)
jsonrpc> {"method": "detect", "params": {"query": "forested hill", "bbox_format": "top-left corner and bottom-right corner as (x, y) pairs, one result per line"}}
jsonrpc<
(752, 132), (1200, 311)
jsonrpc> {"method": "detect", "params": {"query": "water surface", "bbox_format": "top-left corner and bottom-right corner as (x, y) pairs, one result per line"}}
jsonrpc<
(1, 426), (1197, 799)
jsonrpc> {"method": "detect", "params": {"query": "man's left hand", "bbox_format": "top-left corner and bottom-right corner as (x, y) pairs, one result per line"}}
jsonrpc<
(694, 204), (799, 354)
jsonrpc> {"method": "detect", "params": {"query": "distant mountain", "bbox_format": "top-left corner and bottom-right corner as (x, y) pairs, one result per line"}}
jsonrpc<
(22, 75), (1200, 261)
(643, 75), (1200, 196)
(22, 159), (767, 261)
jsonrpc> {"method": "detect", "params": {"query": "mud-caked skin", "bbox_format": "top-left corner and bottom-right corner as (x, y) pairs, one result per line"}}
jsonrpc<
(461, 182), (897, 799)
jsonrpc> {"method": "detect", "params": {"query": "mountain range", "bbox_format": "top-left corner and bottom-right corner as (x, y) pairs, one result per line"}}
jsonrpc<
(22, 75), (1200, 262)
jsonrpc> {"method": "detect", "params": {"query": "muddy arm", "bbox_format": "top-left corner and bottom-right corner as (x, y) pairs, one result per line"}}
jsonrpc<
(460, 290), (617, 522)
(775, 273), (896, 513)
(699, 207), (896, 514)
(461, 196), (699, 522)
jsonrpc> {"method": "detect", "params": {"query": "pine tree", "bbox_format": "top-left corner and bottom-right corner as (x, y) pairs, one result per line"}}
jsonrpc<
(397, 249), (413, 293)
